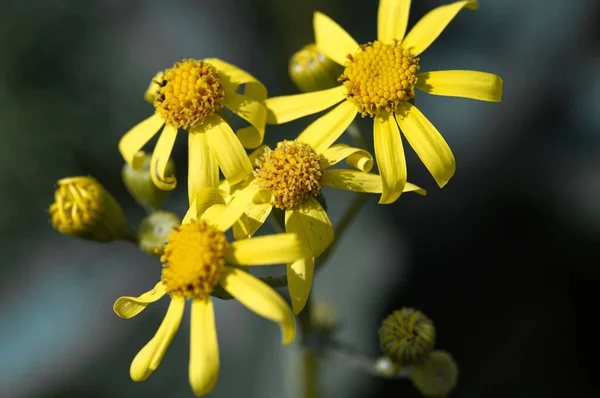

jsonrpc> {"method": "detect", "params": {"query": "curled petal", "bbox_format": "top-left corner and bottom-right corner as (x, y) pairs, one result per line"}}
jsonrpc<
(220, 266), (295, 344)
(225, 232), (310, 265)
(150, 124), (178, 191)
(113, 282), (167, 319)
(320, 143), (373, 172)
(119, 114), (164, 168)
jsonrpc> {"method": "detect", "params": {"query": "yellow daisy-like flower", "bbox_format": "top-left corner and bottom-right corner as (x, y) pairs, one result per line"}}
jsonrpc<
(219, 127), (426, 314)
(119, 58), (267, 203)
(113, 189), (310, 397)
(265, 0), (503, 204)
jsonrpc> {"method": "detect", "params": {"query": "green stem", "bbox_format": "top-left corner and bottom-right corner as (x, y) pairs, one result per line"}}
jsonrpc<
(298, 297), (319, 398)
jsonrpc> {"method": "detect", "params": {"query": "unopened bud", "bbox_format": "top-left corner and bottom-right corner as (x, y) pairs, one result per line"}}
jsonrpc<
(137, 210), (180, 255)
(122, 151), (175, 211)
(289, 44), (343, 93)
(411, 350), (458, 398)
(49, 176), (130, 242)
(379, 307), (436, 366)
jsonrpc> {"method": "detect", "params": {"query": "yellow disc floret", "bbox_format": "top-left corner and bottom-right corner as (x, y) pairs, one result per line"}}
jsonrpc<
(254, 140), (323, 210)
(340, 40), (420, 118)
(153, 59), (226, 130)
(160, 220), (228, 299)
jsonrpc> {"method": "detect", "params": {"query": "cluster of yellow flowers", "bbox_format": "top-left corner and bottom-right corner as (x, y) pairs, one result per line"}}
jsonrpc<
(50, 1), (501, 396)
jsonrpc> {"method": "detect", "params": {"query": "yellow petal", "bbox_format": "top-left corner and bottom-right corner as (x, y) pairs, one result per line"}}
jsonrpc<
(416, 70), (503, 102)
(378, 0), (412, 43)
(202, 184), (259, 232)
(219, 266), (295, 344)
(225, 232), (310, 265)
(296, 100), (358, 153)
(119, 114), (164, 168)
(189, 298), (219, 396)
(402, 0), (478, 56)
(183, 187), (226, 224)
(321, 170), (427, 196)
(130, 296), (185, 381)
(287, 257), (314, 315)
(150, 124), (178, 191)
(205, 114), (253, 185)
(396, 103), (455, 188)
(188, 131), (219, 204)
(321, 169), (382, 193)
(313, 11), (359, 66)
(373, 112), (406, 204)
(233, 202), (273, 240)
(265, 85), (346, 125)
(113, 282), (167, 319)
(225, 92), (267, 149)
(285, 197), (333, 258)
(204, 58), (267, 102)
(320, 143), (373, 172)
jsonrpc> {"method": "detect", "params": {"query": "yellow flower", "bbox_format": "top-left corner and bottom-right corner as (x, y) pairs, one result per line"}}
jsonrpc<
(265, 0), (503, 204)
(220, 131), (426, 314)
(49, 176), (130, 242)
(119, 58), (268, 203)
(113, 188), (310, 396)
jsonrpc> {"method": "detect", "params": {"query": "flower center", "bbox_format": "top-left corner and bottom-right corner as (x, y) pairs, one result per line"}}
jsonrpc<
(340, 40), (420, 118)
(254, 140), (323, 210)
(159, 220), (228, 299)
(153, 59), (226, 130)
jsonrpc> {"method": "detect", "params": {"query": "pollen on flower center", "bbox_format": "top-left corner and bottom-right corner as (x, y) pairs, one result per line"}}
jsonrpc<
(153, 59), (226, 130)
(340, 40), (420, 118)
(159, 220), (228, 299)
(254, 140), (323, 210)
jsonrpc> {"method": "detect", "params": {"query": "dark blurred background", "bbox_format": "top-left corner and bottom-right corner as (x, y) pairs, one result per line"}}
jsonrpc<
(1, 0), (599, 397)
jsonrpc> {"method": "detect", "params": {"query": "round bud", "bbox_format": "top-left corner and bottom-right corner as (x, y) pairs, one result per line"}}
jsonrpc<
(137, 211), (181, 255)
(411, 350), (459, 398)
(289, 44), (343, 93)
(379, 307), (436, 366)
(122, 151), (175, 211)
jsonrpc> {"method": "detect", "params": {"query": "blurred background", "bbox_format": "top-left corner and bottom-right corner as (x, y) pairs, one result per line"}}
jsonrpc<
(1, 0), (599, 397)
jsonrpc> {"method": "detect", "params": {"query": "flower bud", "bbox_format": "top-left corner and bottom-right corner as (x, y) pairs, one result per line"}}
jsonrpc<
(122, 151), (175, 211)
(411, 350), (459, 398)
(49, 176), (130, 242)
(137, 210), (181, 255)
(289, 44), (343, 93)
(379, 307), (436, 366)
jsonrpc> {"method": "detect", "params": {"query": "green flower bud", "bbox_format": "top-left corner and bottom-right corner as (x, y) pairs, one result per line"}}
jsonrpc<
(411, 351), (459, 398)
(289, 44), (343, 93)
(137, 210), (180, 255)
(379, 307), (436, 366)
(49, 176), (131, 242)
(122, 151), (175, 211)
